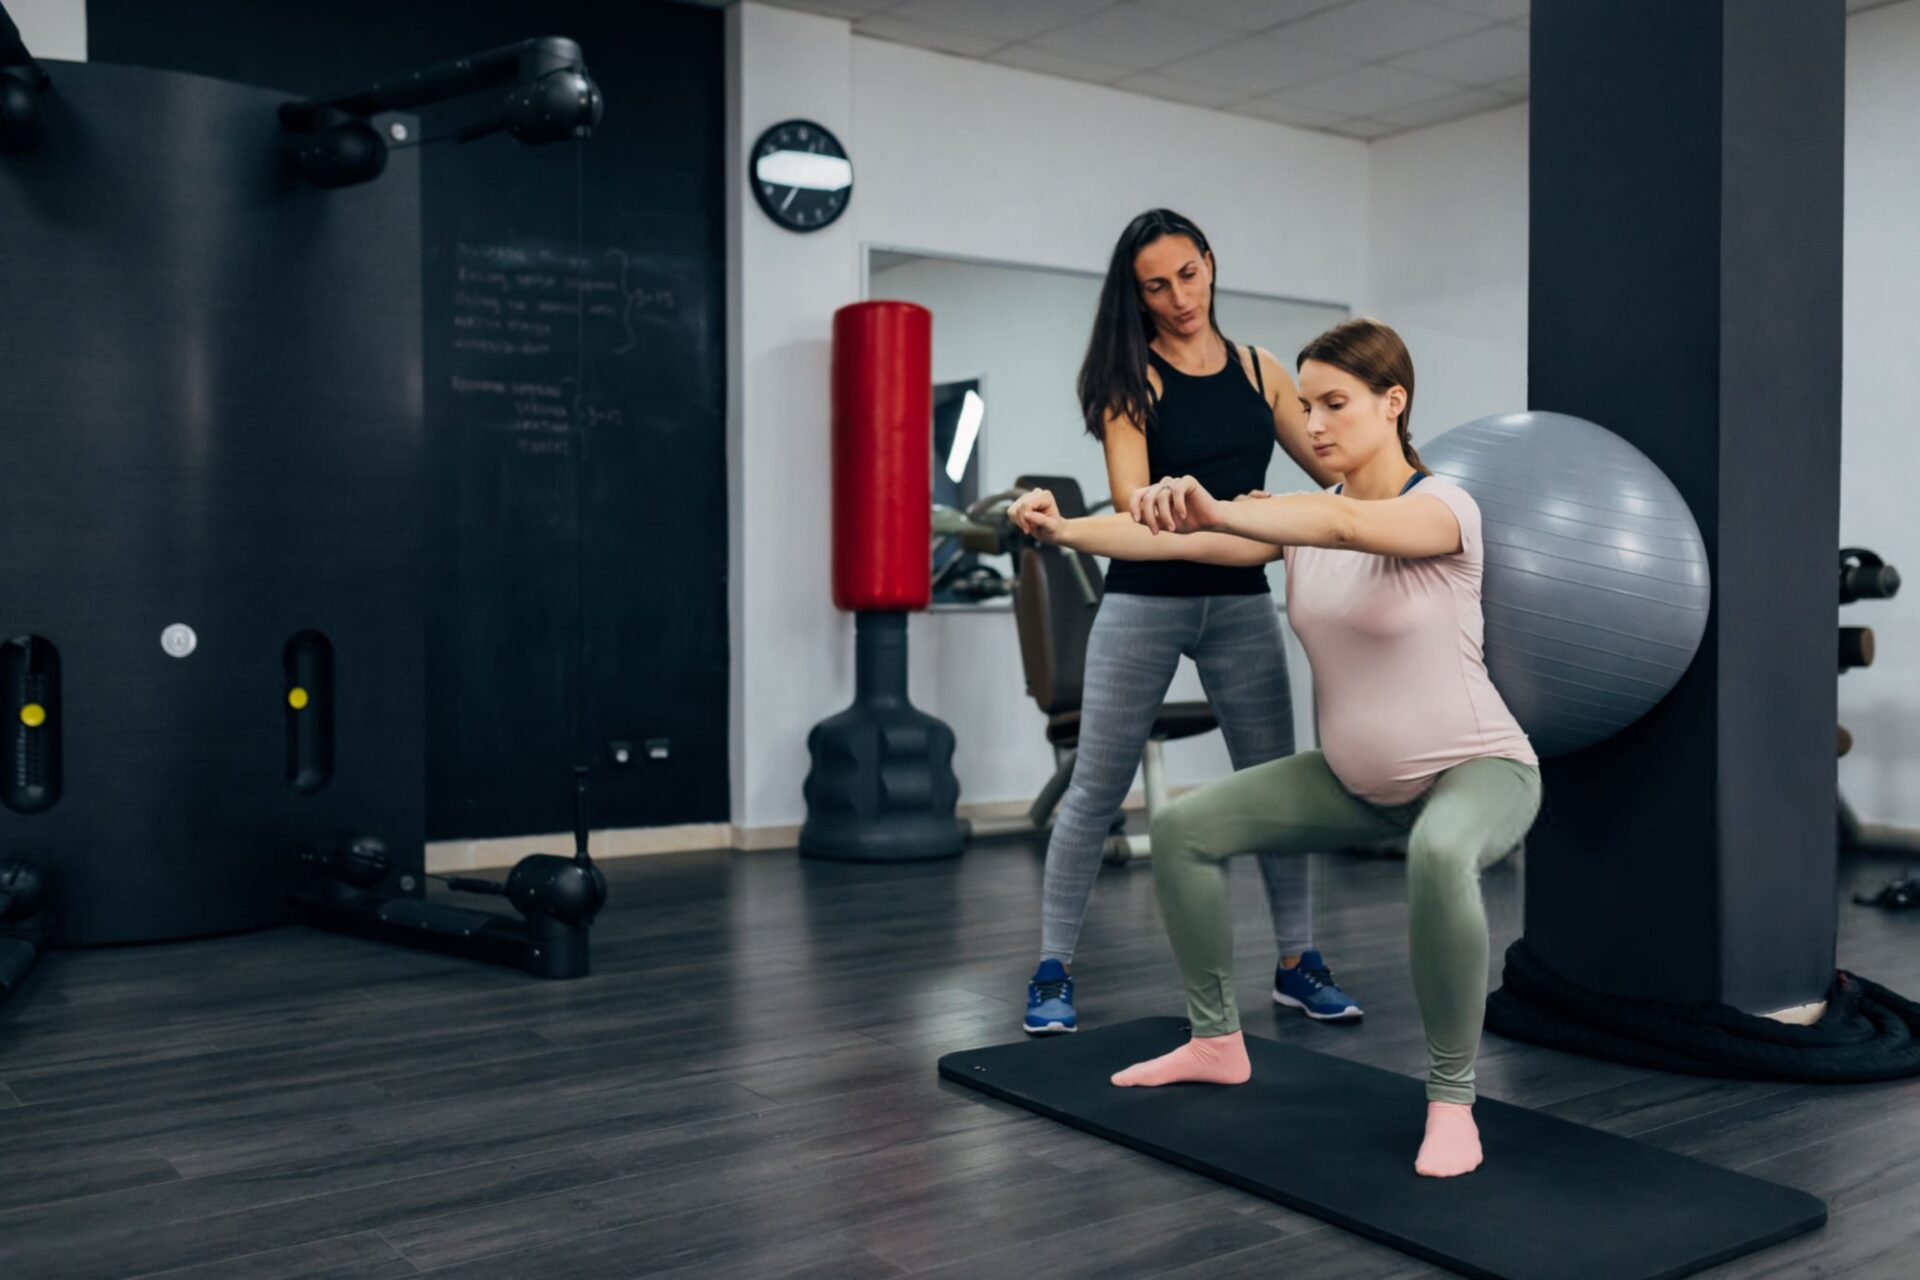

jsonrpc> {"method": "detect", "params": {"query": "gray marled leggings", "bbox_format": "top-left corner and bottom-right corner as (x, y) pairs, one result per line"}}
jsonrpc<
(1041, 592), (1312, 963)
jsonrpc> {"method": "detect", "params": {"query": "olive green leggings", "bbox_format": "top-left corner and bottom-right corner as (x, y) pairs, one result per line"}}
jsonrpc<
(1150, 751), (1542, 1104)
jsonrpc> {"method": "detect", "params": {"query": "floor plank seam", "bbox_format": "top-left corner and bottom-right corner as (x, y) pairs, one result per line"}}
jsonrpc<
(112, 1226), (414, 1280)
(831, 1228), (913, 1276)
(4, 1139), (632, 1249)
(373, 1227), (426, 1275)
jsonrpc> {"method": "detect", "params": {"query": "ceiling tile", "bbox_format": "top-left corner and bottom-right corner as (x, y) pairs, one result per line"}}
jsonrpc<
(1272, 0), (1493, 61)
(1272, 64), (1458, 114)
(1375, 84), (1507, 127)
(1132, 0), (1350, 31)
(880, 0), (1117, 44)
(1028, 3), (1243, 70)
(1155, 33), (1354, 95)
(853, 15), (1009, 57)
(1114, 71), (1252, 109)
(1387, 24), (1528, 84)
(986, 43), (1135, 84)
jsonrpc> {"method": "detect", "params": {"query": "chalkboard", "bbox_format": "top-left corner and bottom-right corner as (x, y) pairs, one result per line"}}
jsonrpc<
(443, 239), (685, 459)
(91, 0), (731, 840)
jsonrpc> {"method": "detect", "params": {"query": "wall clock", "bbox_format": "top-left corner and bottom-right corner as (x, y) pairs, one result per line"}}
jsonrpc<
(750, 119), (852, 232)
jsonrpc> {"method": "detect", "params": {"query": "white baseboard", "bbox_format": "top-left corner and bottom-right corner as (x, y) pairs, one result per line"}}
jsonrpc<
(422, 785), (1200, 872)
(426, 823), (736, 872)
(727, 822), (801, 853)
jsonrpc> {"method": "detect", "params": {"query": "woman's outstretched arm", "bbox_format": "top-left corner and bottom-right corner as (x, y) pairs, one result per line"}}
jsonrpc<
(1133, 477), (1461, 559)
(1008, 489), (1280, 566)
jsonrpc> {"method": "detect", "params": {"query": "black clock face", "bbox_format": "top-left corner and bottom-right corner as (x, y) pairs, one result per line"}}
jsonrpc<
(751, 120), (852, 233)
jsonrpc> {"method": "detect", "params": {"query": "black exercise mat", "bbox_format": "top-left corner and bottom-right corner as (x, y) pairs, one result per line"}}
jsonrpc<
(939, 1018), (1825, 1280)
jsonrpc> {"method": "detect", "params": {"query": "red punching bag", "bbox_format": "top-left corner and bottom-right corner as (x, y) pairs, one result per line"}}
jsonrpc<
(831, 301), (932, 612)
(800, 300), (964, 863)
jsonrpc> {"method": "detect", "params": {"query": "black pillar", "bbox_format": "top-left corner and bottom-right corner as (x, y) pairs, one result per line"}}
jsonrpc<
(1527, 1), (1844, 1013)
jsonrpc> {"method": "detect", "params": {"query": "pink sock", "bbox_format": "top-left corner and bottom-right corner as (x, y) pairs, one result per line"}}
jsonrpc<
(1415, 1101), (1483, 1178)
(1110, 1032), (1251, 1087)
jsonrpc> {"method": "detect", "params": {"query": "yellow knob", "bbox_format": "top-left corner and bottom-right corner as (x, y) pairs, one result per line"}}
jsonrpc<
(19, 703), (46, 728)
(288, 687), (310, 710)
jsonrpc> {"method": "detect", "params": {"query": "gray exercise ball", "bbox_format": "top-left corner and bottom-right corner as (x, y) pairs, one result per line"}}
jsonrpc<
(1421, 411), (1710, 758)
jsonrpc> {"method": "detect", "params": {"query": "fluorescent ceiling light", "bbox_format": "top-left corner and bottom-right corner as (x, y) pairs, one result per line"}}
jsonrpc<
(946, 390), (983, 484)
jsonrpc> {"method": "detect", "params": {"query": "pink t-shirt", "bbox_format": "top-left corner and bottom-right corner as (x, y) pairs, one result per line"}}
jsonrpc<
(1283, 476), (1537, 806)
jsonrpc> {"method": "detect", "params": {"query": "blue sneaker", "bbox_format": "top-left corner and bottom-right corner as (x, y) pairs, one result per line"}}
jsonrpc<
(1024, 959), (1077, 1035)
(1273, 949), (1363, 1022)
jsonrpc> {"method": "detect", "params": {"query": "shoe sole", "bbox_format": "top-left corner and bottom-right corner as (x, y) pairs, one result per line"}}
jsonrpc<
(1273, 990), (1363, 1022)
(1024, 1021), (1077, 1035)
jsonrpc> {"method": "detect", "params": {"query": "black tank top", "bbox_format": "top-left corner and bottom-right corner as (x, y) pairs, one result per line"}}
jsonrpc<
(1103, 339), (1275, 598)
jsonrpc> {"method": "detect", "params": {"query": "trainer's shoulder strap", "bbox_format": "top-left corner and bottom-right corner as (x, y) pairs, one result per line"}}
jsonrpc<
(1233, 340), (1267, 400)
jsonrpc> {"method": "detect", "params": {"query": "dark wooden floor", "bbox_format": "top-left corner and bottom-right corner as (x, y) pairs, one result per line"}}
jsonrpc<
(2, 837), (1918, 1279)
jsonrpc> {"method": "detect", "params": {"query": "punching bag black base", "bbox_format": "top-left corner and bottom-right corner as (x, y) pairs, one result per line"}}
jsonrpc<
(800, 613), (966, 863)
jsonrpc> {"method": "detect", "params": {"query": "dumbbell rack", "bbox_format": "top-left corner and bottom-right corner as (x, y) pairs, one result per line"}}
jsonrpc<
(1837, 548), (1920, 908)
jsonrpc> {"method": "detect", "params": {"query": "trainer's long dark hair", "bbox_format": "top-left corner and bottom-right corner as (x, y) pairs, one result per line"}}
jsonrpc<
(1077, 209), (1222, 440)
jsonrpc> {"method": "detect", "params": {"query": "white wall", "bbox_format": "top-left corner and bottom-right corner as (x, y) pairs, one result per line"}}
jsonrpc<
(1839, 0), (1920, 828)
(849, 37), (1366, 307)
(726, 3), (859, 833)
(4, 0), (85, 61)
(1365, 103), (1529, 439)
(729, 7), (1371, 830)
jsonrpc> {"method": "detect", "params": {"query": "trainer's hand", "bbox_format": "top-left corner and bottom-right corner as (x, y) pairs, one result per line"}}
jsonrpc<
(1008, 488), (1068, 544)
(1131, 475), (1224, 534)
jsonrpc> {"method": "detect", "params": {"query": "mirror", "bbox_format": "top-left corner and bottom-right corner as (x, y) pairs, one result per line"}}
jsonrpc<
(867, 248), (1349, 608)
